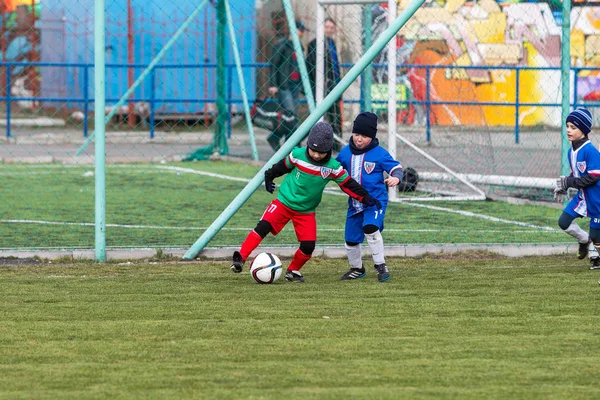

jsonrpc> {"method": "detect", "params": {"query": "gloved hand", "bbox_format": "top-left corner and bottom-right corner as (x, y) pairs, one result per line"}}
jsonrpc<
(264, 170), (276, 194)
(556, 176), (570, 192)
(553, 186), (568, 202)
(363, 194), (382, 210)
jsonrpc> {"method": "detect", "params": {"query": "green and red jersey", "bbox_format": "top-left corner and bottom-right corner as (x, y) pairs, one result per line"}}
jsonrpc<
(276, 147), (356, 212)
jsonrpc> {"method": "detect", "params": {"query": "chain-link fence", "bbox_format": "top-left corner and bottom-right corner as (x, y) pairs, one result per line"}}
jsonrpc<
(1, 0), (600, 258)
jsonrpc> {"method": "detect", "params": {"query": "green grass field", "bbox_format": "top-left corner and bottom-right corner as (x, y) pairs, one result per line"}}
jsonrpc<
(0, 162), (572, 250)
(2, 255), (600, 399)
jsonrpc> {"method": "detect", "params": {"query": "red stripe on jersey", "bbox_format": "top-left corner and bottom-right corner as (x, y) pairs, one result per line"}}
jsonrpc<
(338, 176), (364, 202)
(338, 176), (351, 185)
(295, 163), (323, 176)
(284, 156), (294, 169)
(330, 168), (346, 179)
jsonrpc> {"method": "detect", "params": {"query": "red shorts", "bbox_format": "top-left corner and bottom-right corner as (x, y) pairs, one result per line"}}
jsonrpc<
(260, 199), (317, 241)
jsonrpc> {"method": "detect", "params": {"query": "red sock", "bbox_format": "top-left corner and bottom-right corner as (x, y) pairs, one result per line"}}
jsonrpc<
(288, 248), (312, 271)
(239, 230), (263, 261)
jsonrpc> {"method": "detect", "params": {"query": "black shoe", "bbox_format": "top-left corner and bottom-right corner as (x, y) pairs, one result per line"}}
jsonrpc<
(285, 269), (305, 283)
(374, 263), (390, 282)
(579, 240), (592, 259)
(340, 266), (366, 280)
(590, 257), (600, 270)
(230, 251), (244, 273)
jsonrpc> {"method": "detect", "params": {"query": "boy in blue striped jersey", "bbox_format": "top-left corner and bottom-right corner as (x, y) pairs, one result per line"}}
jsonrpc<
(336, 112), (404, 282)
(554, 107), (600, 268)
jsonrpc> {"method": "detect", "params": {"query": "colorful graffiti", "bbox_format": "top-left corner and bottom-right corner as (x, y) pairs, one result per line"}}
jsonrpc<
(370, 0), (600, 127)
(1, 0), (40, 109)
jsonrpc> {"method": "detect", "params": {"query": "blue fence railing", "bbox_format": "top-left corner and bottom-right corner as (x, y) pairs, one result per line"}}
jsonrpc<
(1, 62), (599, 143)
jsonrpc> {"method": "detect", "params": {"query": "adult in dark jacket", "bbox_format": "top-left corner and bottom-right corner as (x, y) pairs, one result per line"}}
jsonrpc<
(306, 17), (342, 151)
(267, 20), (307, 150)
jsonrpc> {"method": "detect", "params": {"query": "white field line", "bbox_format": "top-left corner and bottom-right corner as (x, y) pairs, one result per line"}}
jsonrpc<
(405, 203), (560, 232)
(1, 165), (560, 233)
(0, 164), (163, 176)
(0, 219), (561, 234)
(157, 165), (253, 183)
(161, 166), (560, 233)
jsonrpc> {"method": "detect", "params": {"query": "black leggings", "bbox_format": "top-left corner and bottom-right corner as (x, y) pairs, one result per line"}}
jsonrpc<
(558, 212), (577, 231)
(590, 228), (600, 245)
(559, 212), (600, 245)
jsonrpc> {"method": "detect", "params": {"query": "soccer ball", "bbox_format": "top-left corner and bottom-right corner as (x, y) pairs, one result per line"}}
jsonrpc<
(250, 252), (282, 284)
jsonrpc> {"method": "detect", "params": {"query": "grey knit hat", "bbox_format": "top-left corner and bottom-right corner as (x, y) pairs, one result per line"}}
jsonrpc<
(307, 122), (334, 153)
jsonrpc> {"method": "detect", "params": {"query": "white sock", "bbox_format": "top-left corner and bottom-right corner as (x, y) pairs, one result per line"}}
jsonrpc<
(565, 222), (589, 243)
(589, 243), (599, 260)
(365, 230), (385, 265)
(345, 243), (363, 270)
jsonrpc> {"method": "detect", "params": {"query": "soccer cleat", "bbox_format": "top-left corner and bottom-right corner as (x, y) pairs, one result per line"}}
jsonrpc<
(285, 269), (305, 283)
(590, 257), (600, 270)
(374, 263), (390, 282)
(340, 266), (366, 280)
(230, 251), (244, 273)
(578, 240), (592, 259)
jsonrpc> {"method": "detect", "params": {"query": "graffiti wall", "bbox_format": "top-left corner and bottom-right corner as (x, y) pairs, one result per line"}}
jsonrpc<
(375, 0), (600, 127)
(1, 0), (40, 109)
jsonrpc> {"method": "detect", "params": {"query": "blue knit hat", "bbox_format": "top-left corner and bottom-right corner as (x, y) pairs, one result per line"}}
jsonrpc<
(566, 107), (593, 135)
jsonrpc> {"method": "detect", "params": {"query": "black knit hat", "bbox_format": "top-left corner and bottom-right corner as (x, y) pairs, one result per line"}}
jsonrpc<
(307, 122), (334, 153)
(352, 112), (378, 139)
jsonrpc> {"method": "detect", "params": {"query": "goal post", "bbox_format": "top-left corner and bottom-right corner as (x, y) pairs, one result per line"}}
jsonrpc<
(183, 0), (427, 260)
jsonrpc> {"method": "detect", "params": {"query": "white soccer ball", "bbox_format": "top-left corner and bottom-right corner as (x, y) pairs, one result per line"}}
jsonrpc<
(250, 252), (282, 284)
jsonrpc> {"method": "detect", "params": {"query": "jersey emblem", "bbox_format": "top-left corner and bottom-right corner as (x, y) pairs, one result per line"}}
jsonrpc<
(577, 161), (587, 173)
(364, 162), (375, 174)
(320, 167), (332, 179)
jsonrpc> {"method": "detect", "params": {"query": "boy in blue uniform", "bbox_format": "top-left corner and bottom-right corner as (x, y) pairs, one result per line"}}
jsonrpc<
(336, 112), (403, 281)
(554, 107), (600, 269)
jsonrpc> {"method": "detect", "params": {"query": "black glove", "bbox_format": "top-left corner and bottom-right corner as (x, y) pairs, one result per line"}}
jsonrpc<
(556, 176), (569, 192)
(264, 170), (276, 194)
(553, 186), (568, 202)
(363, 194), (382, 209)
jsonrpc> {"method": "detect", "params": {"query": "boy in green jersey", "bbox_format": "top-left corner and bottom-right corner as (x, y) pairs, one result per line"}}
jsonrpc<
(230, 122), (381, 282)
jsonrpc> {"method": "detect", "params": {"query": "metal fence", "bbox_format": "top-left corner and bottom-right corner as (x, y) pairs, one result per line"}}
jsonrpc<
(2, 61), (599, 143)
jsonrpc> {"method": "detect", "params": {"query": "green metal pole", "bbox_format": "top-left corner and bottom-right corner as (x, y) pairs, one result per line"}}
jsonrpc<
(183, 0), (426, 260)
(94, 0), (106, 261)
(216, 0), (228, 155)
(76, 0), (210, 156)
(363, 5), (373, 112)
(560, 0), (571, 177)
(224, 0), (259, 161)
(282, 0), (315, 111)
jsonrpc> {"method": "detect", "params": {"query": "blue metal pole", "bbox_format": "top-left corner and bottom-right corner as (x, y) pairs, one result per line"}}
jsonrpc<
(5, 66), (10, 139)
(76, 0), (210, 156)
(94, 0), (107, 261)
(150, 68), (155, 139)
(83, 65), (89, 138)
(573, 68), (579, 109)
(560, 0), (571, 177)
(515, 68), (520, 144)
(227, 65), (232, 140)
(183, 0), (426, 259)
(426, 66), (430, 142)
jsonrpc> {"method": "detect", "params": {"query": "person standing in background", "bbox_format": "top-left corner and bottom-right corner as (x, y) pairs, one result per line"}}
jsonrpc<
(267, 19), (308, 150)
(307, 17), (343, 151)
